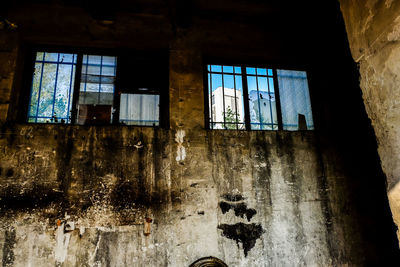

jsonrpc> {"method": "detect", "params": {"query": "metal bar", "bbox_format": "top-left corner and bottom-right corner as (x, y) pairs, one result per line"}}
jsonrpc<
(221, 69), (226, 129)
(242, 66), (251, 130)
(51, 53), (60, 122)
(273, 69), (283, 130)
(255, 70), (263, 130)
(70, 54), (83, 124)
(233, 72), (239, 130)
(203, 64), (210, 129)
(66, 54), (75, 123)
(33, 61), (76, 65)
(112, 55), (120, 124)
(209, 68), (214, 129)
(98, 55), (103, 104)
(266, 71), (274, 130)
(84, 55), (88, 93)
(209, 70), (272, 77)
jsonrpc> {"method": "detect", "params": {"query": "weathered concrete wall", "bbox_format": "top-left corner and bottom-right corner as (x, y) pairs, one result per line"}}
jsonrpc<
(339, 0), (400, 243)
(0, 125), (359, 266)
(0, 1), (398, 266)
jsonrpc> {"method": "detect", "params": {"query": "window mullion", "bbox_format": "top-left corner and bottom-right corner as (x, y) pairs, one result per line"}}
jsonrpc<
(221, 71), (226, 129)
(273, 68), (283, 130)
(70, 53), (83, 125)
(112, 56), (121, 124)
(66, 54), (75, 124)
(233, 73), (238, 130)
(255, 71), (263, 130)
(51, 53), (61, 122)
(208, 68), (213, 129)
(241, 66), (251, 130)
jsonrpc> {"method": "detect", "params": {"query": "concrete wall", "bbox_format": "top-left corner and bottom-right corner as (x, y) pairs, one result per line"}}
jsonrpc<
(0, 1), (398, 266)
(339, 0), (400, 244)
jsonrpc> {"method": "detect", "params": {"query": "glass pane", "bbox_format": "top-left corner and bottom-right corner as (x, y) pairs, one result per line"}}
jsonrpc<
(36, 52), (45, 61)
(54, 64), (74, 120)
(258, 77), (268, 92)
(44, 53), (59, 62)
(77, 55), (117, 125)
(59, 53), (75, 64)
(28, 52), (76, 123)
(234, 67), (241, 74)
(211, 65), (222, 72)
(235, 75), (245, 124)
(211, 74), (222, 91)
(103, 56), (116, 66)
(38, 63), (57, 118)
(248, 76), (259, 128)
(267, 69), (273, 76)
(277, 69), (314, 130)
(100, 83), (114, 93)
(119, 94), (159, 126)
(268, 77), (274, 92)
(223, 66), (234, 73)
(257, 68), (267, 75)
(246, 67), (256, 75)
(210, 73), (223, 123)
(248, 76), (277, 130)
(208, 73), (213, 123)
(223, 74), (234, 89)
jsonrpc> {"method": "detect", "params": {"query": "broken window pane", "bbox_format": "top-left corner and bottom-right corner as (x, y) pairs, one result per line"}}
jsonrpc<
(277, 69), (314, 130)
(28, 52), (77, 123)
(119, 94), (160, 126)
(77, 55), (117, 125)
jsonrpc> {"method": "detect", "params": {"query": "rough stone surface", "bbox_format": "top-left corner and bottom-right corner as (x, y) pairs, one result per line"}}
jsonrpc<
(340, 0), (400, 243)
(0, 1), (398, 266)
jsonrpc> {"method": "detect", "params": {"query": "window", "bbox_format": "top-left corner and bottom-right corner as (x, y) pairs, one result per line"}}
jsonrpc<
(77, 55), (117, 125)
(26, 50), (168, 127)
(206, 64), (314, 131)
(28, 52), (77, 123)
(116, 52), (168, 127)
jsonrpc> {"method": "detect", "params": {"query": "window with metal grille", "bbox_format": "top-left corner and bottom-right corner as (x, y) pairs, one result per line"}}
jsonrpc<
(28, 52), (77, 123)
(207, 65), (245, 130)
(26, 49), (168, 127)
(206, 64), (314, 131)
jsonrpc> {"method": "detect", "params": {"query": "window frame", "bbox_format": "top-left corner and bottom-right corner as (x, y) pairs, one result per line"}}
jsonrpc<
(19, 45), (169, 128)
(204, 61), (314, 131)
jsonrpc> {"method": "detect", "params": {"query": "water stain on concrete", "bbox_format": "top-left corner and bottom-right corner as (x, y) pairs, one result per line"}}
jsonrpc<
(218, 223), (264, 257)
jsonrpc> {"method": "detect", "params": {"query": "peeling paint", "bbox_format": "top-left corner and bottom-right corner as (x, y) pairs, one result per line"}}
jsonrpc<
(55, 223), (71, 265)
(175, 129), (186, 162)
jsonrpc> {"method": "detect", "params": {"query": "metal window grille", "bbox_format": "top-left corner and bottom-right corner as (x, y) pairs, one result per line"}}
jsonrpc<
(246, 67), (278, 130)
(28, 52), (77, 123)
(207, 64), (245, 130)
(206, 64), (313, 131)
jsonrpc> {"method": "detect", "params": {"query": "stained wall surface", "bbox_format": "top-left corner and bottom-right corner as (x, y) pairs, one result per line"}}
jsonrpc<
(0, 1), (398, 266)
(339, 0), (400, 244)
